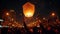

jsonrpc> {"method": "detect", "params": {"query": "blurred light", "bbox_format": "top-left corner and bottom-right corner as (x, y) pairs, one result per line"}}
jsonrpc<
(23, 2), (35, 17)
(6, 12), (9, 16)
(10, 26), (12, 28)
(25, 11), (33, 17)
(3, 26), (9, 27)
(0, 19), (3, 21)
(43, 17), (46, 20)
(37, 25), (40, 27)
(22, 26), (24, 28)
(51, 13), (55, 16)
(32, 23), (34, 24)
(47, 27), (51, 30)
(0, 25), (9, 28)
(11, 18), (14, 21)
(12, 24), (15, 26)
(29, 29), (33, 32)
(0, 25), (2, 28)
(14, 21), (17, 23)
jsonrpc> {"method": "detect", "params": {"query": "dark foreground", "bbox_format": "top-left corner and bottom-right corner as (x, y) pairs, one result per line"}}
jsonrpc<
(0, 24), (60, 34)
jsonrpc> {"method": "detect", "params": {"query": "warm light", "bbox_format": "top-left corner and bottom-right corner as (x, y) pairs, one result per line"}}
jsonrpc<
(51, 13), (55, 16)
(11, 18), (14, 21)
(43, 17), (46, 20)
(23, 2), (35, 17)
(12, 24), (15, 26)
(25, 11), (33, 17)
(22, 26), (24, 28)
(37, 24), (40, 27)
(6, 12), (9, 16)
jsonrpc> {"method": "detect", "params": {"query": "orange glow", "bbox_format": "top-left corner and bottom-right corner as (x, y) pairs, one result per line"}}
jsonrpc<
(23, 2), (35, 17)
(24, 11), (33, 17)
(11, 18), (14, 21)
(6, 12), (9, 16)
(51, 13), (55, 16)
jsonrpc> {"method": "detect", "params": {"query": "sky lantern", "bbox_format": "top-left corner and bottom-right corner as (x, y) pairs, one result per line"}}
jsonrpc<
(50, 11), (57, 17)
(6, 12), (9, 16)
(23, 2), (35, 17)
(51, 12), (55, 16)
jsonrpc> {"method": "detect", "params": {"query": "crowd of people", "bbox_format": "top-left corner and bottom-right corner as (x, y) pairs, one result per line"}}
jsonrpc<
(0, 20), (60, 34)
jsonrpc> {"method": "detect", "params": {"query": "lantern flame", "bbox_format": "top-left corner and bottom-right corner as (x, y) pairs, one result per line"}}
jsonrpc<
(23, 2), (35, 17)
(25, 11), (33, 17)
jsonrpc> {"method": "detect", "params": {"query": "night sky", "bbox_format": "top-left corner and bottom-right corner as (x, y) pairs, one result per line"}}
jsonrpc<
(0, 0), (60, 21)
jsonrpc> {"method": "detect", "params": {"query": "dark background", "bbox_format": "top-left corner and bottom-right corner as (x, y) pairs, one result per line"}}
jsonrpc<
(0, 0), (60, 19)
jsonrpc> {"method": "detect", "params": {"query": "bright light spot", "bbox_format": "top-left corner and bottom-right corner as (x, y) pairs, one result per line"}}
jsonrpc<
(39, 20), (41, 22)
(0, 19), (3, 21)
(0, 25), (2, 28)
(10, 10), (14, 12)
(0, 25), (9, 28)
(52, 13), (55, 16)
(32, 23), (34, 24)
(25, 11), (33, 17)
(6, 12), (9, 16)
(47, 27), (51, 30)
(3, 26), (9, 27)
(37, 25), (40, 27)
(12, 24), (15, 26)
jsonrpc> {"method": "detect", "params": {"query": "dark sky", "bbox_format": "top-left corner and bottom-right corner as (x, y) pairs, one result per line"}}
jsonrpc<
(0, 0), (60, 20)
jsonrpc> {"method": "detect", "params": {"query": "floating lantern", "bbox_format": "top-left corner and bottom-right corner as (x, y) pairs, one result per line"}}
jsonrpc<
(51, 13), (55, 16)
(23, 2), (35, 17)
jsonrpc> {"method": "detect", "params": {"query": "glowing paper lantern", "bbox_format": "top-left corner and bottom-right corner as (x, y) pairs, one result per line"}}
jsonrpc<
(23, 2), (35, 17)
